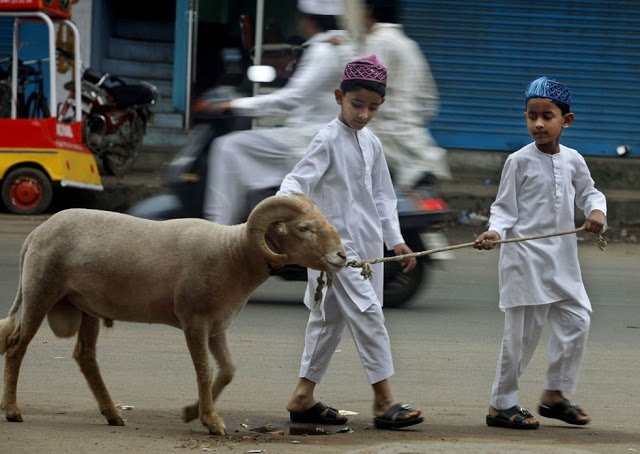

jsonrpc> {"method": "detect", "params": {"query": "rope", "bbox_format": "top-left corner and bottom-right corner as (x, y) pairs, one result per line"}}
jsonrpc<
(313, 226), (606, 305)
(346, 226), (607, 280)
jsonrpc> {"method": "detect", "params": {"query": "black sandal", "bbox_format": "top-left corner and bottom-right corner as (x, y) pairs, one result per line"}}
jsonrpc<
(289, 401), (347, 425)
(486, 405), (540, 430)
(539, 399), (590, 425)
(373, 403), (424, 430)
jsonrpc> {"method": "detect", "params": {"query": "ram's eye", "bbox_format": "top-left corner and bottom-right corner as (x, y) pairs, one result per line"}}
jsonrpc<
(298, 224), (312, 233)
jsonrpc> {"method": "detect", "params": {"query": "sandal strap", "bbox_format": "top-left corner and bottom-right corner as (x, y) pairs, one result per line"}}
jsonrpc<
(323, 406), (340, 418)
(518, 407), (535, 418)
(499, 405), (535, 422)
(559, 399), (584, 416)
(382, 403), (416, 421)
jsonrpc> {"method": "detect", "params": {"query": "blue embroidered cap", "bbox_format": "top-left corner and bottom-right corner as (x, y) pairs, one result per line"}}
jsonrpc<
(525, 76), (571, 107)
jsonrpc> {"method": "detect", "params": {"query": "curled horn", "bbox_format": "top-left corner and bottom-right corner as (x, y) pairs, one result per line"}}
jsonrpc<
(246, 194), (310, 265)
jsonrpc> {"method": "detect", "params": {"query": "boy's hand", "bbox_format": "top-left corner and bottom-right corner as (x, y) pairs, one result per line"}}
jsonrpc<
(584, 209), (606, 234)
(474, 230), (501, 250)
(393, 243), (417, 273)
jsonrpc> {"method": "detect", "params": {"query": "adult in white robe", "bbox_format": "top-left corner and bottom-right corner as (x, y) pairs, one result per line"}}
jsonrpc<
(203, 26), (354, 225)
(485, 142), (606, 410)
(361, 10), (451, 187)
(278, 117), (405, 384)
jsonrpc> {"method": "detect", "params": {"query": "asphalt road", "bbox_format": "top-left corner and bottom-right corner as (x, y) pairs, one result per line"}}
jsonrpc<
(0, 216), (638, 453)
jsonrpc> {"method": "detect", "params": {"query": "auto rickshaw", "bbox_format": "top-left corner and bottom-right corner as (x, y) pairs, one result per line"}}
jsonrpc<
(0, 5), (102, 215)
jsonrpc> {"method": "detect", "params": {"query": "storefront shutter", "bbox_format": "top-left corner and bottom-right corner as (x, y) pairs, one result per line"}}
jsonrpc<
(401, 0), (640, 157)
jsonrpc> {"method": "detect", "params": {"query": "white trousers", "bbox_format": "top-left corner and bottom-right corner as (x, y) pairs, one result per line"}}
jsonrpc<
(299, 278), (394, 385)
(491, 301), (591, 410)
(203, 130), (292, 225)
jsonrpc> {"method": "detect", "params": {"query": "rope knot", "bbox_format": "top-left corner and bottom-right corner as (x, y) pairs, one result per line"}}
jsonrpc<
(346, 259), (373, 280)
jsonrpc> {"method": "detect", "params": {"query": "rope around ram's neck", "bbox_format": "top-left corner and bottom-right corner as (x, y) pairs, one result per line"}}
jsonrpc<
(313, 226), (606, 305)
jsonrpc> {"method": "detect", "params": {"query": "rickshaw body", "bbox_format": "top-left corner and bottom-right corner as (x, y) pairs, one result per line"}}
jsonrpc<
(0, 6), (102, 214)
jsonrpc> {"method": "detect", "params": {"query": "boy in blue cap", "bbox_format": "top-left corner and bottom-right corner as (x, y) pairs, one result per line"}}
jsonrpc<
(474, 76), (606, 429)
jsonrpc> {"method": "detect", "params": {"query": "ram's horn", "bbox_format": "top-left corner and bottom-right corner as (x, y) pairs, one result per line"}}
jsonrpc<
(247, 194), (310, 265)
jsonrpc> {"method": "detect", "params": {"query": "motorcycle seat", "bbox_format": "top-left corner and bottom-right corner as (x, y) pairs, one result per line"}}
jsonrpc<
(109, 84), (157, 109)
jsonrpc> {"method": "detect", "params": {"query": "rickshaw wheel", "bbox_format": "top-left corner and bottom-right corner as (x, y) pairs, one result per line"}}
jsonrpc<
(2, 167), (53, 215)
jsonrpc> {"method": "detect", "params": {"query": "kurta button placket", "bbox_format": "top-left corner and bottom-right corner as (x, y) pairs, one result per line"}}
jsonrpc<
(355, 131), (372, 189)
(552, 154), (563, 210)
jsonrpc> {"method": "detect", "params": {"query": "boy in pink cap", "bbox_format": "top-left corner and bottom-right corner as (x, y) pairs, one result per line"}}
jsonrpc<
(278, 55), (423, 430)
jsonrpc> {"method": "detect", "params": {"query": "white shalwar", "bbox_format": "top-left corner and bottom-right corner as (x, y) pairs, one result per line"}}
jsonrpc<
(487, 142), (607, 409)
(278, 118), (405, 385)
(362, 23), (451, 186)
(203, 30), (354, 225)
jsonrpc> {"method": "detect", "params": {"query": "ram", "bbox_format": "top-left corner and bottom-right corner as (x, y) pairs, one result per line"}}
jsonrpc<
(0, 194), (346, 435)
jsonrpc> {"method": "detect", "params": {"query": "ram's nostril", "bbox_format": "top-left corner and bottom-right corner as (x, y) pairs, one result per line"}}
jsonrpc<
(338, 252), (346, 260)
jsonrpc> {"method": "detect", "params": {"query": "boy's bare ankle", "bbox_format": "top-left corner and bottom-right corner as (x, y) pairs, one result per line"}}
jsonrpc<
(286, 393), (315, 412)
(540, 390), (564, 406)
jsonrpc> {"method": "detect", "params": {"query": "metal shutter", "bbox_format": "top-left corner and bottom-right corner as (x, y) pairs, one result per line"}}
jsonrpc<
(401, 0), (640, 157)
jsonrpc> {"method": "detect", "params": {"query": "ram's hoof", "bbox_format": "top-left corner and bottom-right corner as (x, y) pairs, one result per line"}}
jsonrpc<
(203, 414), (227, 436)
(107, 417), (125, 426)
(182, 404), (199, 423)
(2, 403), (23, 422)
(102, 408), (125, 426)
(6, 413), (23, 422)
(208, 426), (227, 436)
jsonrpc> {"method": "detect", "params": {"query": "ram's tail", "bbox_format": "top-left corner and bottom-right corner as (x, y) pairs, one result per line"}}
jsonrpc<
(0, 283), (21, 354)
(0, 234), (28, 355)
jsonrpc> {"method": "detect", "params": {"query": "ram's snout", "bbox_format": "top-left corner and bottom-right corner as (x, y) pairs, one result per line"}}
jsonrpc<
(325, 248), (347, 272)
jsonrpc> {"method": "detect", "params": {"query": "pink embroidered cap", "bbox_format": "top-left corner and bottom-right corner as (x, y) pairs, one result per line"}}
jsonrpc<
(342, 54), (387, 86)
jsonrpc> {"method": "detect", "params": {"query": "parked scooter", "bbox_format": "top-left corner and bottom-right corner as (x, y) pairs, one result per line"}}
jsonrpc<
(128, 86), (453, 308)
(58, 66), (159, 176)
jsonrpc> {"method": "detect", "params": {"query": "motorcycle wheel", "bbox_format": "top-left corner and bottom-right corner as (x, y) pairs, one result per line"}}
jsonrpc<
(382, 255), (427, 308)
(1, 167), (53, 215)
(102, 115), (144, 176)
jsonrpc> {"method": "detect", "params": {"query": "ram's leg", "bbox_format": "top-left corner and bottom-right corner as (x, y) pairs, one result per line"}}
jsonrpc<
(182, 331), (236, 423)
(1, 309), (47, 422)
(183, 325), (226, 435)
(73, 313), (123, 426)
(209, 331), (236, 402)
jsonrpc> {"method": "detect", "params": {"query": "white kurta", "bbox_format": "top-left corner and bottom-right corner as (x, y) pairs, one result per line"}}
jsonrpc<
(203, 31), (355, 224)
(362, 23), (451, 186)
(278, 118), (404, 312)
(488, 142), (607, 311)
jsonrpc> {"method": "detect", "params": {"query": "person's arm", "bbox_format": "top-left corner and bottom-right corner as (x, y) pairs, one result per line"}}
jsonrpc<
(370, 146), (416, 272)
(231, 43), (335, 117)
(371, 138), (404, 249)
(573, 153), (607, 234)
(487, 156), (519, 239)
(474, 156), (519, 249)
(277, 134), (330, 196)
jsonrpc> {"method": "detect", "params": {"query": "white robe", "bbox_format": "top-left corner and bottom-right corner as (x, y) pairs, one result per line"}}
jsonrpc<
(278, 118), (404, 312)
(362, 23), (451, 186)
(203, 31), (355, 224)
(488, 142), (607, 311)
(230, 30), (355, 157)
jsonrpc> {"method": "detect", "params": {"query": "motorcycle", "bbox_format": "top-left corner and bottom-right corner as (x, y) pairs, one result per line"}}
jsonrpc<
(58, 66), (159, 176)
(128, 89), (453, 308)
